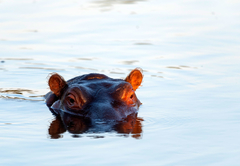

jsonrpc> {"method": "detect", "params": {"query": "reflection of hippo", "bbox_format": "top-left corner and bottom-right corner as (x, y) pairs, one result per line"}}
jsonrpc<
(48, 112), (143, 139)
(45, 68), (143, 137)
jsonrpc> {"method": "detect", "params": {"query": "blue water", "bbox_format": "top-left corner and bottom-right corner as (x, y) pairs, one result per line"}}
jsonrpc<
(0, 0), (240, 165)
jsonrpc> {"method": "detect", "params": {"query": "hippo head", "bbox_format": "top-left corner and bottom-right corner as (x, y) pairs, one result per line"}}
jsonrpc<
(46, 68), (143, 121)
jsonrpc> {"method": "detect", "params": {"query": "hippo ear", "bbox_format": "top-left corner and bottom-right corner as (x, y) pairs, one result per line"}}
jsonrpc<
(48, 73), (67, 97)
(125, 68), (143, 91)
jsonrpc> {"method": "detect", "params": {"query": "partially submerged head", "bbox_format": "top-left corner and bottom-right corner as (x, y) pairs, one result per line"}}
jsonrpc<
(46, 68), (143, 121)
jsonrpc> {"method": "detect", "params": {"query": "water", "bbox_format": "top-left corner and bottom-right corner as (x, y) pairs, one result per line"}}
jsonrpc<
(0, 0), (240, 165)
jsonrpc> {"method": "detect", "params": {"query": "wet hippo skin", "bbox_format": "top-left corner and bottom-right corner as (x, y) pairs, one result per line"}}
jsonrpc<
(46, 68), (143, 120)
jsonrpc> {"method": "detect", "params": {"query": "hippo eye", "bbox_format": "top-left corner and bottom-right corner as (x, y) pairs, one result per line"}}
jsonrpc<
(65, 92), (85, 110)
(122, 89), (136, 106)
(69, 98), (75, 104)
(130, 94), (134, 99)
(66, 94), (77, 106)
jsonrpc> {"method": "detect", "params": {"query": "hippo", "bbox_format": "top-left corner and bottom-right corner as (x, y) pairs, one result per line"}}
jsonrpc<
(45, 68), (143, 138)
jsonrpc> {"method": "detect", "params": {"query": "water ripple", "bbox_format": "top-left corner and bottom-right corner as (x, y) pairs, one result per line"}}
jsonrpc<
(0, 88), (46, 101)
(19, 67), (65, 71)
(143, 114), (192, 131)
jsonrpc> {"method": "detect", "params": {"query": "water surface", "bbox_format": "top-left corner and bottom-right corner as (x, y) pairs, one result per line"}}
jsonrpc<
(0, 0), (240, 165)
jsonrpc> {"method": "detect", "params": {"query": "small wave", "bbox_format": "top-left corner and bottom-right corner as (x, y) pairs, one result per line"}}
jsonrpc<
(0, 58), (33, 61)
(0, 88), (46, 101)
(166, 65), (197, 70)
(19, 67), (65, 71)
(119, 60), (139, 65)
(143, 113), (192, 131)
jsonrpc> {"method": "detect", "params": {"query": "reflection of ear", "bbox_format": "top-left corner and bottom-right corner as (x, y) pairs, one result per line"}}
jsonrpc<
(125, 68), (143, 91)
(48, 118), (66, 139)
(48, 73), (67, 97)
(131, 117), (143, 139)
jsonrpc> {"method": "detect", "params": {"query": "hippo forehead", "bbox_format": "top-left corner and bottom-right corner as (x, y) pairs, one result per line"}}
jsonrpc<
(66, 73), (131, 94)
(67, 73), (109, 83)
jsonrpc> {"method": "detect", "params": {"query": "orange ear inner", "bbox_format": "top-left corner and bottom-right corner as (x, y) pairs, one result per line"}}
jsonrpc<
(48, 73), (66, 96)
(125, 68), (143, 91)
